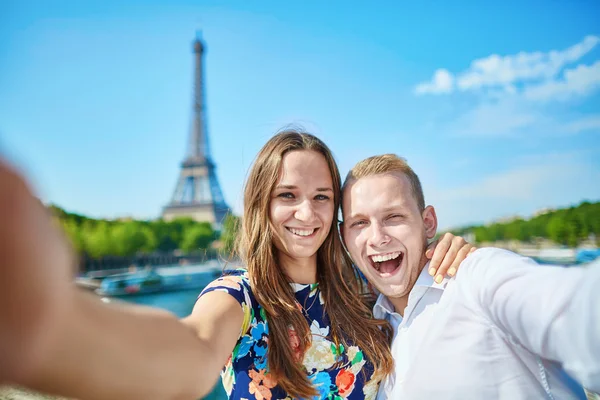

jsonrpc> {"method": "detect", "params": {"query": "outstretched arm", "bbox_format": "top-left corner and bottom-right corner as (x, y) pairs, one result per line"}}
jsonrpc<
(0, 160), (242, 400)
(461, 248), (600, 392)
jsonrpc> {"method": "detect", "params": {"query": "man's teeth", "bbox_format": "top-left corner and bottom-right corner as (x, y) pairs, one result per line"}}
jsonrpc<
(370, 252), (401, 263)
(289, 228), (315, 236)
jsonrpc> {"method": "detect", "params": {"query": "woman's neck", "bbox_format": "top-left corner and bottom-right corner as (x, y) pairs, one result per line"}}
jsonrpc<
(279, 253), (318, 284)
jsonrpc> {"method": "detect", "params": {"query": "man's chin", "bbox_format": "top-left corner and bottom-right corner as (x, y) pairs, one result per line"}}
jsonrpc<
(374, 281), (410, 299)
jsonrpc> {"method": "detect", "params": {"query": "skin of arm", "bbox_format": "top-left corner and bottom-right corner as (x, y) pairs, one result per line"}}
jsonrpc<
(0, 160), (244, 400)
(21, 288), (243, 400)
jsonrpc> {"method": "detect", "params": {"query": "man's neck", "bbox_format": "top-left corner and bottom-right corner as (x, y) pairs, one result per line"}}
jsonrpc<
(386, 254), (429, 317)
(388, 295), (409, 317)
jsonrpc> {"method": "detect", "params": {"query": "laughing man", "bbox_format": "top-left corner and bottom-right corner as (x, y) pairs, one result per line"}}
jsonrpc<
(341, 154), (600, 399)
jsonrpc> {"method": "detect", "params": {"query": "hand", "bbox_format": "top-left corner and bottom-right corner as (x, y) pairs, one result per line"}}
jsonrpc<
(0, 159), (75, 384)
(425, 232), (476, 284)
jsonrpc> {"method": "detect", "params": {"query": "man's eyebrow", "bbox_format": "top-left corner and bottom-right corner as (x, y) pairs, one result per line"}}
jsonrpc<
(346, 212), (366, 221)
(381, 205), (406, 213)
(345, 206), (405, 221)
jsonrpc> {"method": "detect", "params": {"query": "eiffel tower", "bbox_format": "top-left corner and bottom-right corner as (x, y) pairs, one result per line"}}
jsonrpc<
(162, 34), (230, 227)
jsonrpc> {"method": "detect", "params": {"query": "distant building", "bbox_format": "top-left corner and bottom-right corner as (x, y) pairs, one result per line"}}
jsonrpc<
(532, 207), (555, 217)
(162, 34), (230, 228)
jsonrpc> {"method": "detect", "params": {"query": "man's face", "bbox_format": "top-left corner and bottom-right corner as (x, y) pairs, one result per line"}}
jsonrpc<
(342, 172), (437, 299)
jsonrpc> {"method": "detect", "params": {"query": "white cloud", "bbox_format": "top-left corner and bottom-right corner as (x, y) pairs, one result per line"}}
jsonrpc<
(415, 35), (599, 95)
(440, 164), (568, 201)
(414, 68), (454, 95)
(429, 153), (600, 229)
(451, 97), (542, 137)
(561, 115), (600, 134)
(451, 97), (600, 137)
(523, 60), (600, 101)
(419, 35), (600, 137)
(458, 35), (599, 91)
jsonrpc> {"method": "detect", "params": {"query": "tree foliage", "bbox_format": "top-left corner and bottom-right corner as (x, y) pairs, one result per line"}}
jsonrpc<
(181, 222), (215, 253)
(219, 213), (241, 258)
(49, 204), (230, 259)
(449, 201), (600, 246)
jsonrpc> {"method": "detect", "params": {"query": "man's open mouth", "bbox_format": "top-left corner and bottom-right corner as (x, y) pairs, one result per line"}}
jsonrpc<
(368, 251), (403, 276)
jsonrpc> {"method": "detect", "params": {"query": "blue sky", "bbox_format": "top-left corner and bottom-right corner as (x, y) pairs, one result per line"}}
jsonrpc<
(1, 0), (599, 230)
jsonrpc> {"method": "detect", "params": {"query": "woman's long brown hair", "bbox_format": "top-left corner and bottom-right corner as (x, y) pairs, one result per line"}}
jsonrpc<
(237, 129), (393, 398)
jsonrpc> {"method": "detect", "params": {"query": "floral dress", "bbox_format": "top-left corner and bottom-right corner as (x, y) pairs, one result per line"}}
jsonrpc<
(199, 269), (381, 400)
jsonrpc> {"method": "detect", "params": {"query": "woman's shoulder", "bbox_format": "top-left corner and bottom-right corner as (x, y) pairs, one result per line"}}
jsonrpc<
(199, 267), (253, 301)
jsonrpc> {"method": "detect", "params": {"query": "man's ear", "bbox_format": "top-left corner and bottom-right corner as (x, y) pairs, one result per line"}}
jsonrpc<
(339, 220), (356, 260)
(422, 205), (438, 239)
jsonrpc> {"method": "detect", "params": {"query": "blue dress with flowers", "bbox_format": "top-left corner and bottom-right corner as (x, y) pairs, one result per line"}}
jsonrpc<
(199, 269), (381, 400)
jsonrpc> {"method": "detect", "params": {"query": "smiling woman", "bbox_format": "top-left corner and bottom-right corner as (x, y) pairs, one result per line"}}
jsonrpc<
(205, 130), (395, 399)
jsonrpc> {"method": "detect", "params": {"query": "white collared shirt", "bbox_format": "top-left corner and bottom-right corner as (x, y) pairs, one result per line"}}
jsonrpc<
(374, 247), (600, 400)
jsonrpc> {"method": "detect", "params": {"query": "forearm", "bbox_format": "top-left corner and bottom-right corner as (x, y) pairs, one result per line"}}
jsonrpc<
(23, 290), (219, 400)
(554, 264), (600, 391)
(465, 248), (600, 390)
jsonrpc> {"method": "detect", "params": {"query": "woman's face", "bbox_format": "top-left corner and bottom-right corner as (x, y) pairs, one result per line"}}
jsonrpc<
(269, 150), (335, 266)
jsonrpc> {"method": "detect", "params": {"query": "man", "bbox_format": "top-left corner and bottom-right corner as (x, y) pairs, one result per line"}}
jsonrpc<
(341, 154), (599, 399)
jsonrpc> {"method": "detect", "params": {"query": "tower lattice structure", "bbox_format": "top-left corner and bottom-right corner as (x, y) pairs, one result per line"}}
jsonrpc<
(162, 35), (229, 227)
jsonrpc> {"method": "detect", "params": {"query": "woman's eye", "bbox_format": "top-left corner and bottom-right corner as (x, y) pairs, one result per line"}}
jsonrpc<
(351, 221), (366, 228)
(315, 194), (330, 201)
(278, 192), (294, 199)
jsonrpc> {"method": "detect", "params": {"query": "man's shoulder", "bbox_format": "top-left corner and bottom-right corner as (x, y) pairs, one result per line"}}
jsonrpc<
(460, 247), (525, 269)
(455, 247), (534, 284)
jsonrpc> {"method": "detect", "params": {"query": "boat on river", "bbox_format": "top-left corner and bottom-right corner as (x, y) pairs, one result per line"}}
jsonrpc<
(96, 261), (223, 296)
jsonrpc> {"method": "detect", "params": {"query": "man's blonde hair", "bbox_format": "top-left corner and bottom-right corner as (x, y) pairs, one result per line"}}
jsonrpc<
(343, 153), (425, 212)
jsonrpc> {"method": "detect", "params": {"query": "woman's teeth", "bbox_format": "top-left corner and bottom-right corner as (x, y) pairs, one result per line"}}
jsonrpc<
(288, 227), (315, 236)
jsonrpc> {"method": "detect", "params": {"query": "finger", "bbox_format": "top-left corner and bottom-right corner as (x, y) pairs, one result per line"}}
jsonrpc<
(425, 239), (438, 260)
(469, 246), (478, 254)
(428, 234), (451, 276)
(448, 245), (473, 276)
(433, 237), (462, 282)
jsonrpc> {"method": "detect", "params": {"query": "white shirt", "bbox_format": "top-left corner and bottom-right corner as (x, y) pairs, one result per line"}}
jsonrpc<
(374, 247), (600, 400)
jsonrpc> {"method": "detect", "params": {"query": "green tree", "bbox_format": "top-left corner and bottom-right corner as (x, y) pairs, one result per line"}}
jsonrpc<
(445, 200), (600, 246)
(60, 219), (86, 253)
(474, 226), (491, 243)
(547, 215), (568, 245)
(150, 220), (179, 252)
(504, 220), (521, 241)
(84, 221), (117, 258)
(112, 222), (158, 256)
(219, 214), (240, 258)
(181, 222), (215, 253)
(169, 218), (198, 250)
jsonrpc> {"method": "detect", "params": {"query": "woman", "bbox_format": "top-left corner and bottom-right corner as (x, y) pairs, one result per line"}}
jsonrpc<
(0, 130), (472, 400)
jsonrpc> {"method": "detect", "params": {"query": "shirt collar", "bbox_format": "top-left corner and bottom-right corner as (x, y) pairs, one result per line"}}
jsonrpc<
(372, 262), (450, 319)
(373, 293), (397, 320)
